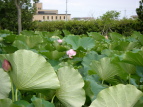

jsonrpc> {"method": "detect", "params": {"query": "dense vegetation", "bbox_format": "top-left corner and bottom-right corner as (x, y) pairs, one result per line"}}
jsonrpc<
(0, 0), (143, 106)
(30, 18), (142, 36)
(0, 30), (143, 106)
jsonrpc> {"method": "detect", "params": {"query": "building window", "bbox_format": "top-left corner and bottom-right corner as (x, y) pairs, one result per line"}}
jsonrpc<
(64, 16), (65, 19)
(38, 7), (41, 10)
(60, 16), (61, 20)
(51, 16), (53, 19)
(43, 16), (45, 19)
(56, 16), (57, 20)
(47, 16), (49, 19)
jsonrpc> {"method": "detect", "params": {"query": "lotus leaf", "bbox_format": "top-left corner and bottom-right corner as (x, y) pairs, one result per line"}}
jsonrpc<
(90, 84), (143, 107)
(0, 50), (60, 90)
(0, 68), (11, 99)
(90, 57), (121, 81)
(56, 66), (85, 107)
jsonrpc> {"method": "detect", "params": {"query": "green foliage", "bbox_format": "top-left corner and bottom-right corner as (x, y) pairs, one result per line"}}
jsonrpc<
(90, 84), (143, 107)
(136, 0), (143, 22)
(0, 50), (60, 90)
(0, 30), (143, 106)
(90, 57), (122, 82)
(0, 68), (11, 99)
(0, 0), (35, 33)
(56, 66), (85, 107)
(64, 35), (95, 50)
(99, 10), (120, 35)
(30, 18), (141, 36)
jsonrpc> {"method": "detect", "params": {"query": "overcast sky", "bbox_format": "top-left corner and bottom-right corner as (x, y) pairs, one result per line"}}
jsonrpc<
(37, 0), (140, 18)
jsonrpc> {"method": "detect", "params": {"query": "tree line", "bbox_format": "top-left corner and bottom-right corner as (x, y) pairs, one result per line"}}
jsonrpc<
(0, 0), (143, 34)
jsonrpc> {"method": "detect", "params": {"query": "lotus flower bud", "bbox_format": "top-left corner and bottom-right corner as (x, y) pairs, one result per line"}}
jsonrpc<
(66, 49), (76, 58)
(57, 39), (63, 43)
(105, 35), (108, 39)
(2, 59), (12, 72)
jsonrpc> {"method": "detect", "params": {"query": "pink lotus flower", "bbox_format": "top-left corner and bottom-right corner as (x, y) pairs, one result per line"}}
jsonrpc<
(2, 59), (12, 72)
(66, 49), (76, 58)
(57, 39), (63, 43)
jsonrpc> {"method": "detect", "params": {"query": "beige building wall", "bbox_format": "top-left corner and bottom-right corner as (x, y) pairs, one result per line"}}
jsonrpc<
(33, 3), (42, 13)
(33, 15), (71, 21)
(33, 3), (71, 21)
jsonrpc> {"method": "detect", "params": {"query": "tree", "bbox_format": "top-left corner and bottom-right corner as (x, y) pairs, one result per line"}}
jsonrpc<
(14, 0), (39, 34)
(0, 0), (18, 31)
(0, 0), (39, 34)
(136, 0), (143, 22)
(98, 10), (120, 36)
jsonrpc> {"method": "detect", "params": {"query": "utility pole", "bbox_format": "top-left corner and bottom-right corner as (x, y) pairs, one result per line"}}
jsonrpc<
(66, 0), (68, 21)
(124, 9), (126, 18)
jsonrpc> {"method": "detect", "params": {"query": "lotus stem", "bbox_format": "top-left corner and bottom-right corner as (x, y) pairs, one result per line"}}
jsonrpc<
(51, 95), (56, 103)
(15, 88), (18, 101)
(102, 80), (104, 84)
(11, 80), (15, 102)
(39, 93), (42, 98)
(128, 74), (131, 84)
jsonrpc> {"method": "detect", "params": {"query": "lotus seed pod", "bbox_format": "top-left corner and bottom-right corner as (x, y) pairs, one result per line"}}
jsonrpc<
(2, 59), (12, 72)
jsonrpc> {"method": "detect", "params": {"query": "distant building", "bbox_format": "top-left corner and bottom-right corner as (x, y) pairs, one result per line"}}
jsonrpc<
(33, 3), (71, 21)
(130, 15), (138, 19)
(72, 17), (95, 21)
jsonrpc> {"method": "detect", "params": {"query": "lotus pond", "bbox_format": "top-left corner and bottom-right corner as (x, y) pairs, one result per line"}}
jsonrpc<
(0, 30), (143, 107)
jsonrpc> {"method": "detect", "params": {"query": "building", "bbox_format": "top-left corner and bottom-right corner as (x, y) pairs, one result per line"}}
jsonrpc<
(33, 3), (71, 21)
(130, 15), (138, 19)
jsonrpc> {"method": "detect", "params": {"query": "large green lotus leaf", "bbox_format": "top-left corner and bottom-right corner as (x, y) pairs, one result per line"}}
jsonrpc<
(101, 49), (123, 57)
(126, 35), (138, 42)
(2, 46), (18, 54)
(109, 41), (138, 51)
(87, 32), (105, 41)
(117, 41), (137, 51)
(118, 62), (136, 74)
(3, 34), (16, 43)
(0, 50), (60, 90)
(122, 51), (143, 66)
(109, 32), (124, 41)
(64, 36), (95, 50)
(0, 68), (11, 99)
(134, 96), (143, 107)
(131, 31), (140, 39)
(82, 51), (105, 71)
(89, 84), (143, 107)
(62, 30), (71, 36)
(0, 98), (31, 107)
(79, 37), (95, 50)
(56, 66), (85, 107)
(31, 96), (55, 107)
(21, 30), (35, 36)
(90, 57), (121, 81)
(15, 35), (43, 48)
(84, 75), (106, 101)
(13, 40), (29, 49)
(45, 43), (55, 51)
(40, 50), (65, 60)
(132, 31), (143, 45)
(0, 98), (12, 107)
(47, 30), (61, 37)
(64, 36), (80, 50)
